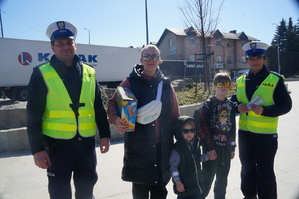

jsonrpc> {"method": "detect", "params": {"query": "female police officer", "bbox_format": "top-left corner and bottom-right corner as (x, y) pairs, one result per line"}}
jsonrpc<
(231, 41), (292, 199)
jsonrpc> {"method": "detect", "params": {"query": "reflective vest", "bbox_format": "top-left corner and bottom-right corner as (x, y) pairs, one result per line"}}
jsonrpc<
(236, 73), (279, 134)
(39, 62), (96, 139)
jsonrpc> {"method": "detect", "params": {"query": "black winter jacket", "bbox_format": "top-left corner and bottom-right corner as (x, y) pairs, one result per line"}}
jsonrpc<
(121, 64), (177, 186)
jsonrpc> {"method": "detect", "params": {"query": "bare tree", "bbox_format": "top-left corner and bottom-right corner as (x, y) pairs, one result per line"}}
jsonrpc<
(179, 0), (225, 95)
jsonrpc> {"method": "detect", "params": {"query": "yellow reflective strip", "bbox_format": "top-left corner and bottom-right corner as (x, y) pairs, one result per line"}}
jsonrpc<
(239, 120), (247, 126)
(247, 126), (277, 134)
(43, 122), (76, 131)
(247, 120), (277, 128)
(79, 122), (96, 130)
(248, 112), (278, 124)
(43, 130), (76, 139)
(79, 110), (95, 117)
(45, 110), (75, 118)
(249, 117), (278, 123)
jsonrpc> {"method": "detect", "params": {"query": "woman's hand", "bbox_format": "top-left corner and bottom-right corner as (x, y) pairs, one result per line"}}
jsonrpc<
(238, 104), (249, 113)
(114, 117), (129, 133)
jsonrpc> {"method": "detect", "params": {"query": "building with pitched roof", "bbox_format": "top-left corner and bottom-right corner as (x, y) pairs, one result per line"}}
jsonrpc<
(156, 27), (258, 79)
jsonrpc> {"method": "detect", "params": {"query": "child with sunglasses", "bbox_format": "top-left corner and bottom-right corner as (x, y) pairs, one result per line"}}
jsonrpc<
(169, 115), (209, 199)
(193, 70), (236, 199)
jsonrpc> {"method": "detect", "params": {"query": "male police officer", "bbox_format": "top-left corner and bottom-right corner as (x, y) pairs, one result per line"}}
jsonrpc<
(27, 21), (111, 199)
(231, 41), (292, 199)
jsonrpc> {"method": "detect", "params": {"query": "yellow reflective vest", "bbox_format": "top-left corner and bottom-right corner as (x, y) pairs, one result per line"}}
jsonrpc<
(39, 62), (96, 139)
(236, 73), (279, 134)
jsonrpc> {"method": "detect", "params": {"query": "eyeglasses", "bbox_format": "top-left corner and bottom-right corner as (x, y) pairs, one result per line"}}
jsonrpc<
(214, 82), (231, 88)
(142, 54), (160, 62)
(182, 128), (196, 134)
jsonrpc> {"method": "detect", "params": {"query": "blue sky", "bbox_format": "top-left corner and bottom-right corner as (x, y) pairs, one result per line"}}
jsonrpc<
(1, 0), (298, 48)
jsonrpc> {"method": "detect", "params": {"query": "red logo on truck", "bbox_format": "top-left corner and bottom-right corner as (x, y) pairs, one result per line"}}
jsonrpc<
(18, 52), (32, 65)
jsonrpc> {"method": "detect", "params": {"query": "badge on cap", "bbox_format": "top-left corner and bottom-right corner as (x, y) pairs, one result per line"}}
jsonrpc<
(242, 41), (269, 58)
(46, 21), (77, 42)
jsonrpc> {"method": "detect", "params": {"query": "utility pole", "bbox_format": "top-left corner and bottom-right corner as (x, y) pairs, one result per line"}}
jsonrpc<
(273, 23), (281, 73)
(276, 36), (281, 73)
(0, 9), (4, 37)
(145, 0), (149, 44)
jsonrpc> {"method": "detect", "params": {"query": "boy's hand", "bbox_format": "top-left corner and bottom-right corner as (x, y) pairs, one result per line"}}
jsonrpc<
(231, 151), (235, 159)
(175, 180), (185, 192)
(207, 150), (217, 160)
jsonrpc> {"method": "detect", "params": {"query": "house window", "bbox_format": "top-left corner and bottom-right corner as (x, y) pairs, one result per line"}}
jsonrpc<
(227, 56), (232, 64)
(216, 40), (222, 46)
(226, 42), (231, 47)
(216, 56), (222, 63)
(189, 38), (195, 45)
(189, 55), (195, 61)
(170, 46), (176, 55)
(169, 39), (172, 47)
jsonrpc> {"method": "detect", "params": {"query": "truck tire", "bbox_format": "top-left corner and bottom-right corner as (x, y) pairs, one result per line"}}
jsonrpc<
(0, 89), (4, 99)
(3, 89), (13, 99)
(14, 87), (29, 101)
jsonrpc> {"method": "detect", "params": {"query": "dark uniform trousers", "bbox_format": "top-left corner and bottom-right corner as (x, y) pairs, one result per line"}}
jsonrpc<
(239, 130), (278, 199)
(47, 138), (98, 199)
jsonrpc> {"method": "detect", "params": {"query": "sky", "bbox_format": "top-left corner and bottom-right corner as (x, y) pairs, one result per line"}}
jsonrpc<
(0, 0), (298, 48)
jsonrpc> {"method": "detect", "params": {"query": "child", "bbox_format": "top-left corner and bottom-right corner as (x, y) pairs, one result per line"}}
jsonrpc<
(169, 115), (209, 199)
(193, 70), (236, 199)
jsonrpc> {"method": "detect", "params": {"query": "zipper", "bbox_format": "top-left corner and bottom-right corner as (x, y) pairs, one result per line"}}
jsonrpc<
(188, 144), (203, 194)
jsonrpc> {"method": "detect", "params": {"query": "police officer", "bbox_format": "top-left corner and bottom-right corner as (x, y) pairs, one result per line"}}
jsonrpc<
(231, 41), (292, 199)
(27, 21), (111, 199)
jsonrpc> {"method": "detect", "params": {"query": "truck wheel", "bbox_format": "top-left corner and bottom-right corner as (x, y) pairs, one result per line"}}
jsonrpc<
(0, 89), (4, 98)
(15, 87), (29, 101)
(4, 90), (13, 99)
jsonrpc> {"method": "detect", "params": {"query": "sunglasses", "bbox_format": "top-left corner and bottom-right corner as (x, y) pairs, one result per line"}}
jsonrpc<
(214, 82), (231, 88)
(182, 128), (196, 134)
(142, 54), (160, 62)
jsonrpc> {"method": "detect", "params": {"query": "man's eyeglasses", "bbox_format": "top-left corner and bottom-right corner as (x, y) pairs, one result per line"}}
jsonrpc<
(214, 82), (231, 88)
(182, 128), (196, 134)
(142, 54), (160, 62)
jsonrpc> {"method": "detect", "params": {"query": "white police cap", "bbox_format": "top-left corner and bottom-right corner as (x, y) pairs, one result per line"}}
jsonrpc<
(242, 41), (269, 58)
(46, 21), (77, 42)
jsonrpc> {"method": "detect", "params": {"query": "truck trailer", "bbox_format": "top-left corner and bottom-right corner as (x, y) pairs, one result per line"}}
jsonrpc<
(0, 38), (140, 101)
